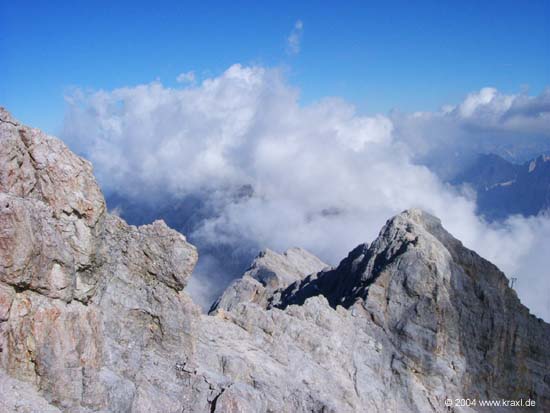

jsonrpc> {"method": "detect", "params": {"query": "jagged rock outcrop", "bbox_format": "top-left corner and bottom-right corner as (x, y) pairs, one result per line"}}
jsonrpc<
(205, 209), (550, 412)
(0, 109), (201, 412)
(271, 209), (550, 410)
(209, 247), (328, 313)
(1, 109), (549, 412)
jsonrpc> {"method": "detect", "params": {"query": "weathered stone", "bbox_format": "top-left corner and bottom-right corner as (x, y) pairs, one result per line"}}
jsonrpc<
(210, 247), (328, 313)
(0, 369), (62, 413)
(0, 284), (14, 322)
(0, 109), (200, 412)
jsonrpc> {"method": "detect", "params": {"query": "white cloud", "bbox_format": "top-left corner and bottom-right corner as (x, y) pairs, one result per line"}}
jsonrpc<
(176, 71), (196, 84)
(390, 87), (550, 179)
(287, 20), (304, 55)
(62, 65), (550, 320)
(450, 86), (549, 129)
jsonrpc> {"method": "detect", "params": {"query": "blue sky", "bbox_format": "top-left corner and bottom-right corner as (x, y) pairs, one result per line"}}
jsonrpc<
(1, 0), (549, 134)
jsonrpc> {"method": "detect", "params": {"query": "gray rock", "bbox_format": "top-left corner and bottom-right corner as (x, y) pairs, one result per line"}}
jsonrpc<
(1, 109), (549, 412)
(0, 109), (200, 413)
(209, 247), (328, 313)
(0, 369), (62, 413)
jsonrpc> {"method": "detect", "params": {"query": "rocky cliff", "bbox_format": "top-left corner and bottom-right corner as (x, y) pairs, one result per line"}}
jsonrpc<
(1, 109), (549, 412)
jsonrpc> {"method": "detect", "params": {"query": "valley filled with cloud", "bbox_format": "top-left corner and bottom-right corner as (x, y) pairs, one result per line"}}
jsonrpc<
(62, 64), (550, 320)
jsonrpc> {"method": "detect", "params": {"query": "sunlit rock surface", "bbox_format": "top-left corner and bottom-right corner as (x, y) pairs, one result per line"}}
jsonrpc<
(209, 247), (328, 313)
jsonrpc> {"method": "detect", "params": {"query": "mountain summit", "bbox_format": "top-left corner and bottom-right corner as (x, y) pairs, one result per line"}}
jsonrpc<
(1, 109), (548, 412)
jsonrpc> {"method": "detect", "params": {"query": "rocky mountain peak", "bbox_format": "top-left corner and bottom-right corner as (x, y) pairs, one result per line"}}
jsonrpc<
(275, 207), (519, 311)
(247, 246), (329, 288)
(209, 246), (328, 313)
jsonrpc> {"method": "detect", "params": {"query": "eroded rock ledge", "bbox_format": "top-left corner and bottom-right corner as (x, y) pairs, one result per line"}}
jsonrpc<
(1, 108), (549, 412)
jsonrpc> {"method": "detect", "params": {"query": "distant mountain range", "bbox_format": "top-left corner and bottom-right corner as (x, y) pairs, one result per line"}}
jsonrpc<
(452, 153), (550, 220)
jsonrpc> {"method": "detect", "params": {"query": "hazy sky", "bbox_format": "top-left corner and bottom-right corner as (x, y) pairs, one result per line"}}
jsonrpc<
(2, 0), (549, 133)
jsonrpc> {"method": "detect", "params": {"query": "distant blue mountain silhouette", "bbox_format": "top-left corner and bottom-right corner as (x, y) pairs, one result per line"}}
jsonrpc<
(452, 153), (550, 220)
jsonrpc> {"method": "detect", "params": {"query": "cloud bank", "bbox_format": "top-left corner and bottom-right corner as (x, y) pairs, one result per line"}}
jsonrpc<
(62, 65), (550, 320)
(392, 87), (550, 178)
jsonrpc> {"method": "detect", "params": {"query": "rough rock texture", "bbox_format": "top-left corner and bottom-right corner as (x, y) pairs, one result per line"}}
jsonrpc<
(209, 247), (328, 313)
(0, 109), (201, 413)
(0, 370), (61, 413)
(1, 108), (549, 412)
(269, 209), (550, 411)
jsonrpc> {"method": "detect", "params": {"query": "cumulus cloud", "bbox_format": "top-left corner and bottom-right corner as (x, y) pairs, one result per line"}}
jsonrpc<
(443, 86), (550, 132)
(62, 65), (550, 320)
(287, 20), (303, 55)
(391, 87), (550, 179)
(176, 71), (196, 84)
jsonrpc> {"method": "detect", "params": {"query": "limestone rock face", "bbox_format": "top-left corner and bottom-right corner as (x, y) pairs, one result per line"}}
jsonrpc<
(209, 247), (328, 313)
(0, 370), (61, 413)
(205, 210), (550, 412)
(1, 109), (549, 413)
(0, 109), (201, 413)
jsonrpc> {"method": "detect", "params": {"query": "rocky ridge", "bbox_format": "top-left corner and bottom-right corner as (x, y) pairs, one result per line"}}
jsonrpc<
(0, 108), (549, 412)
(209, 247), (328, 313)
